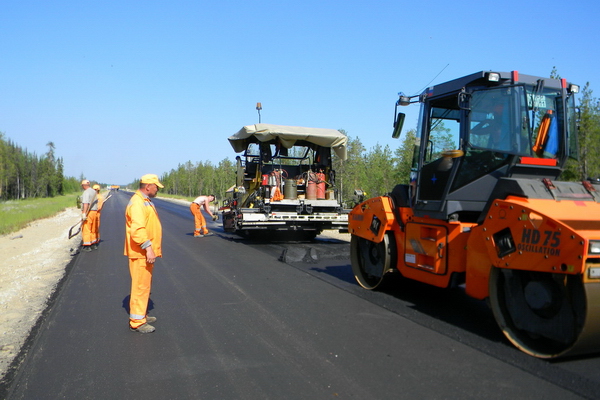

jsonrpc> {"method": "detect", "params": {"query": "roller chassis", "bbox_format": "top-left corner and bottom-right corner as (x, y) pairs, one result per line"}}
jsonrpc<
(349, 70), (600, 358)
(350, 187), (600, 358)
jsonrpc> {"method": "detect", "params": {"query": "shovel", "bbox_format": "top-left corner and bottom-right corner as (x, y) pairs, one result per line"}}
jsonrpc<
(68, 193), (110, 239)
(68, 219), (83, 239)
(68, 198), (97, 239)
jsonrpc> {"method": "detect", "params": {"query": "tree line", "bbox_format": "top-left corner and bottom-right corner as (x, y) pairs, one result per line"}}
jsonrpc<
(0, 135), (80, 200)
(131, 159), (237, 200)
(149, 129), (417, 207)
(562, 83), (600, 180)
(3, 72), (599, 205)
(152, 83), (600, 207)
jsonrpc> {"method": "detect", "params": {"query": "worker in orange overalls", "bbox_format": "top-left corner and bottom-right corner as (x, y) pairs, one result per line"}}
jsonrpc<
(124, 174), (163, 333)
(190, 194), (216, 237)
(91, 184), (105, 249)
(80, 180), (98, 252)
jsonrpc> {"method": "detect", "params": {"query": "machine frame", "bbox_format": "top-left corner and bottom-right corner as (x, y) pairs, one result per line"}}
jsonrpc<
(349, 71), (600, 358)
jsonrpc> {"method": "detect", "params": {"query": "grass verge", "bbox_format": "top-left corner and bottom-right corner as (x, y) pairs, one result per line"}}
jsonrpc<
(0, 194), (79, 236)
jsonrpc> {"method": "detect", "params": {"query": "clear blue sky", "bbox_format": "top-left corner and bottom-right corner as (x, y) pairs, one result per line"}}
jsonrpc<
(2, 0), (598, 185)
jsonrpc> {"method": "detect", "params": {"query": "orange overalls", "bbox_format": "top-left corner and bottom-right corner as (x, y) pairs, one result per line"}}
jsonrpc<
(81, 188), (98, 247)
(124, 190), (162, 329)
(82, 210), (98, 245)
(92, 193), (104, 245)
(190, 200), (208, 236)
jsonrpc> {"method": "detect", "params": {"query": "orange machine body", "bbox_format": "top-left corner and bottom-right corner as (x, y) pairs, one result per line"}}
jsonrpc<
(349, 195), (600, 299)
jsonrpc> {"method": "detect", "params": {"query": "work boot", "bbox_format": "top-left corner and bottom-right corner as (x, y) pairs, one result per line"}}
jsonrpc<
(204, 232), (213, 236)
(91, 244), (98, 250)
(146, 316), (157, 323)
(195, 234), (204, 238)
(130, 323), (155, 333)
(82, 246), (92, 252)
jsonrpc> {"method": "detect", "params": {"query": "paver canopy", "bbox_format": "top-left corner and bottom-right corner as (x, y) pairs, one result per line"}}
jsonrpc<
(228, 123), (348, 160)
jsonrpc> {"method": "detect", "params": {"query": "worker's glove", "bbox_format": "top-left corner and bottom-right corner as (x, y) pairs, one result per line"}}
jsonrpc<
(212, 214), (218, 221)
(81, 214), (87, 221)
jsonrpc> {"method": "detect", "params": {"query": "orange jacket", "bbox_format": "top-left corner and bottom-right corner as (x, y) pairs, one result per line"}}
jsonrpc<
(124, 190), (162, 259)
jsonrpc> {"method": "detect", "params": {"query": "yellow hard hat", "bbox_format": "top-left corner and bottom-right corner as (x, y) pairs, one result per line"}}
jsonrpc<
(93, 184), (100, 190)
(140, 174), (164, 188)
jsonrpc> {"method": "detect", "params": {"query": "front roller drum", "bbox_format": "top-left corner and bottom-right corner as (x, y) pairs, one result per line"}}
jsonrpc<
(351, 233), (397, 290)
(489, 267), (600, 358)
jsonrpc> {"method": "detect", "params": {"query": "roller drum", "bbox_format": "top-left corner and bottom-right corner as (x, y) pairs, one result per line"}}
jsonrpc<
(489, 267), (600, 359)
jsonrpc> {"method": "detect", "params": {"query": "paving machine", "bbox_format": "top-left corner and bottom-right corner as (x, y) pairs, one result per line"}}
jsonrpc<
(349, 70), (600, 358)
(222, 124), (349, 239)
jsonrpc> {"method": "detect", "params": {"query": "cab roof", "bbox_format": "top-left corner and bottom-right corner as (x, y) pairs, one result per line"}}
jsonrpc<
(423, 71), (568, 99)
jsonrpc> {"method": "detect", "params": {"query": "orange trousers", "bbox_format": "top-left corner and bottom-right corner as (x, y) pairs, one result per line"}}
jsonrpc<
(93, 211), (101, 243)
(82, 210), (98, 246)
(190, 203), (208, 235)
(129, 257), (154, 328)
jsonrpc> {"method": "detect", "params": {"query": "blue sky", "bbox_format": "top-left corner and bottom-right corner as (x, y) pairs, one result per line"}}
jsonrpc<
(1, 0), (598, 185)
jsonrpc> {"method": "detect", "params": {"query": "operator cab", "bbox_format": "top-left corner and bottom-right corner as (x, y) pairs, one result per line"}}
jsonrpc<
(394, 71), (579, 222)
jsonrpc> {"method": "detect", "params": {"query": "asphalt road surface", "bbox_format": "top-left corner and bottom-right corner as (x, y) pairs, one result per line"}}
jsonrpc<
(3, 190), (600, 399)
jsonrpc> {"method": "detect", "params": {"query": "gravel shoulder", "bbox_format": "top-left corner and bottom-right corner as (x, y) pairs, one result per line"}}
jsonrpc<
(0, 207), (81, 381)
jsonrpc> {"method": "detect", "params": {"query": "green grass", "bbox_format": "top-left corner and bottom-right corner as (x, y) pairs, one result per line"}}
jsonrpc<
(0, 194), (79, 236)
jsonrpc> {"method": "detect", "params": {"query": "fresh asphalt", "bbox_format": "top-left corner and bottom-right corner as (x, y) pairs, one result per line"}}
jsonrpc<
(2, 190), (600, 399)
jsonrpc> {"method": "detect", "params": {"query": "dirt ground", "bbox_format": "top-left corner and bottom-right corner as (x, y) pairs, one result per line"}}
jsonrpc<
(0, 199), (350, 381)
(0, 207), (81, 380)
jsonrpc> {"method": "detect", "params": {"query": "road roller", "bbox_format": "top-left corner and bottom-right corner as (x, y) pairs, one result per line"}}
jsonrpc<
(349, 70), (600, 358)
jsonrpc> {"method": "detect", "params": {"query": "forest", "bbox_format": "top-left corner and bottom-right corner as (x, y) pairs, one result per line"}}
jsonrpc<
(1, 78), (599, 206)
(154, 81), (600, 207)
(0, 137), (80, 200)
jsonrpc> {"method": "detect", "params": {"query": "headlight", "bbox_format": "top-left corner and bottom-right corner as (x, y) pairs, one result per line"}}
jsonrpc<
(569, 84), (580, 94)
(589, 267), (600, 279)
(487, 72), (500, 82)
(589, 240), (600, 255)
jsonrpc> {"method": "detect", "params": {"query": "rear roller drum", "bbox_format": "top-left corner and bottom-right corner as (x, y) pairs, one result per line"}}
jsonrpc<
(489, 267), (600, 358)
(351, 233), (396, 290)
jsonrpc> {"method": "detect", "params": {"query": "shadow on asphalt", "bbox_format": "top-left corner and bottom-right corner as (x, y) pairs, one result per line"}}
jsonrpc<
(121, 295), (154, 316)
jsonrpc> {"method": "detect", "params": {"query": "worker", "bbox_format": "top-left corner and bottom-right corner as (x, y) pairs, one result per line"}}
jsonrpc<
(80, 180), (98, 252)
(124, 174), (164, 334)
(190, 194), (216, 237)
(471, 104), (511, 152)
(92, 184), (104, 249)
